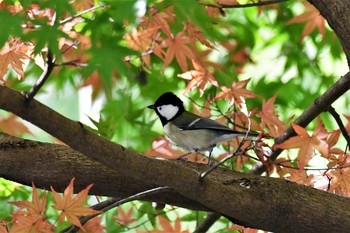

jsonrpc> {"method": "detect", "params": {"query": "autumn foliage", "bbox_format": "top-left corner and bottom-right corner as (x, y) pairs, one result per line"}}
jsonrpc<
(0, 0), (349, 232)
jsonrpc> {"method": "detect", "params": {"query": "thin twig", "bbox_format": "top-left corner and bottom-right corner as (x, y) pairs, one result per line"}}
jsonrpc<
(25, 49), (55, 100)
(61, 186), (172, 233)
(328, 106), (350, 145)
(60, 4), (107, 25)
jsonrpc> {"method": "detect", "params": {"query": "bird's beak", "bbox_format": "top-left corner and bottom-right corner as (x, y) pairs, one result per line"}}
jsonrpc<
(147, 104), (155, 109)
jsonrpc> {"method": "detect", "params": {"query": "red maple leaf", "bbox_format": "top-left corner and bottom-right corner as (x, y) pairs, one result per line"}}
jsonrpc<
(51, 178), (100, 230)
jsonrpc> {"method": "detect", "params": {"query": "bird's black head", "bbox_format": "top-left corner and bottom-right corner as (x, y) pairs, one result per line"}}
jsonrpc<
(148, 92), (185, 125)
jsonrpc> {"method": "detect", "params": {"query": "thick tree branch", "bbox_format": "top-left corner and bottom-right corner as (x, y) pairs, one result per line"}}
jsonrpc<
(1, 86), (350, 232)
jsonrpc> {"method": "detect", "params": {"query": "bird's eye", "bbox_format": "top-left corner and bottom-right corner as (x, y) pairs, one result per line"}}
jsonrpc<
(158, 106), (162, 111)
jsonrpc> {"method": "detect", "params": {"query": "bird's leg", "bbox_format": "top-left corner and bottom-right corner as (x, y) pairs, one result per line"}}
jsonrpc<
(207, 149), (214, 166)
(199, 153), (237, 181)
(177, 152), (192, 161)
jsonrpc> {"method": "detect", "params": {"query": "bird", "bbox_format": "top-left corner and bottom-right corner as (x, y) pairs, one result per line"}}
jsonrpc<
(148, 92), (258, 164)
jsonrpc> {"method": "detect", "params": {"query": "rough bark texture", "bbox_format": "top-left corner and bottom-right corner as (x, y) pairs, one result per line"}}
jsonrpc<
(0, 1), (350, 232)
(1, 85), (350, 232)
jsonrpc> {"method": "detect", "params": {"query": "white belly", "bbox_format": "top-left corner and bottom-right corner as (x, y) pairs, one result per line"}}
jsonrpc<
(163, 123), (218, 152)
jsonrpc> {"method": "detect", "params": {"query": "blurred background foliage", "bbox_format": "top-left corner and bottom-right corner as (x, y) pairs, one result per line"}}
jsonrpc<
(0, 0), (349, 231)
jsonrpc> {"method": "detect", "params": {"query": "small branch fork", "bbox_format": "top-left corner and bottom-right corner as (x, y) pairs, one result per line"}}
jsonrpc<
(61, 186), (172, 233)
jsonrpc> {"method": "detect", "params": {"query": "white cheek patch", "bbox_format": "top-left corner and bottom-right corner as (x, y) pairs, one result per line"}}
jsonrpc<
(157, 104), (179, 120)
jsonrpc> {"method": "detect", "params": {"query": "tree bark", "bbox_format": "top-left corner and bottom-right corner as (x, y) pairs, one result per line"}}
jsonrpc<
(1, 85), (350, 232)
(1, 1), (350, 232)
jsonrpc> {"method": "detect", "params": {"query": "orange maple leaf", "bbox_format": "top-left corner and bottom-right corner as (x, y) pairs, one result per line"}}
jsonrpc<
(0, 38), (32, 80)
(287, 2), (326, 41)
(51, 178), (100, 230)
(148, 6), (174, 38)
(256, 95), (286, 138)
(0, 224), (7, 233)
(184, 22), (214, 49)
(0, 114), (31, 137)
(213, 79), (258, 109)
(274, 122), (329, 169)
(177, 59), (218, 96)
(114, 206), (136, 226)
(77, 217), (106, 233)
(71, 0), (94, 11)
(10, 183), (47, 219)
(136, 216), (189, 233)
(146, 137), (206, 163)
(162, 31), (195, 72)
(124, 27), (160, 67)
(328, 168), (350, 196)
(11, 211), (54, 233)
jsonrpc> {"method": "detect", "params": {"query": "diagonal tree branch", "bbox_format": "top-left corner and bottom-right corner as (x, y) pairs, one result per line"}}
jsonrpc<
(250, 72), (350, 175)
(1, 86), (350, 232)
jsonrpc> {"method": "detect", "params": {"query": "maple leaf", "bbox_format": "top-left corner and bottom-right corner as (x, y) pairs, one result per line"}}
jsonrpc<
(114, 206), (136, 226)
(0, 114), (31, 137)
(213, 79), (258, 110)
(124, 27), (160, 67)
(148, 6), (174, 38)
(286, 168), (314, 186)
(256, 95), (286, 138)
(162, 31), (195, 72)
(177, 59), (218, 96)
(10, 183), (47, 219)
(136, 216), (189, 233)
(287, 2), (326, 41)
(0, 225), (7, 233)
(146, 137), (206, 163)
(0, 38), (32, 80)
(11, 211), (54, 233)
(274, 122), (329, 169)
(71, 0), (94, 11)
(77, 217), (105, 233)
(184, 22), (214, 49)
(328, 168), (350, 196)
(51, 178), (101, 230)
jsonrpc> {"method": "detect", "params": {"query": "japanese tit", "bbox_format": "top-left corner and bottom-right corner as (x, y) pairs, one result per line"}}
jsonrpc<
(148, 92), (258, 163)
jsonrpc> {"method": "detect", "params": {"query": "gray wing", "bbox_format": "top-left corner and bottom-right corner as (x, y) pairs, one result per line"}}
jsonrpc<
(173, 111), (237, 132)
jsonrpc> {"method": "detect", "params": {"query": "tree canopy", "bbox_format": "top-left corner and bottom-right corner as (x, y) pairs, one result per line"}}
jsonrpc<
(0, 0), (349, 232)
